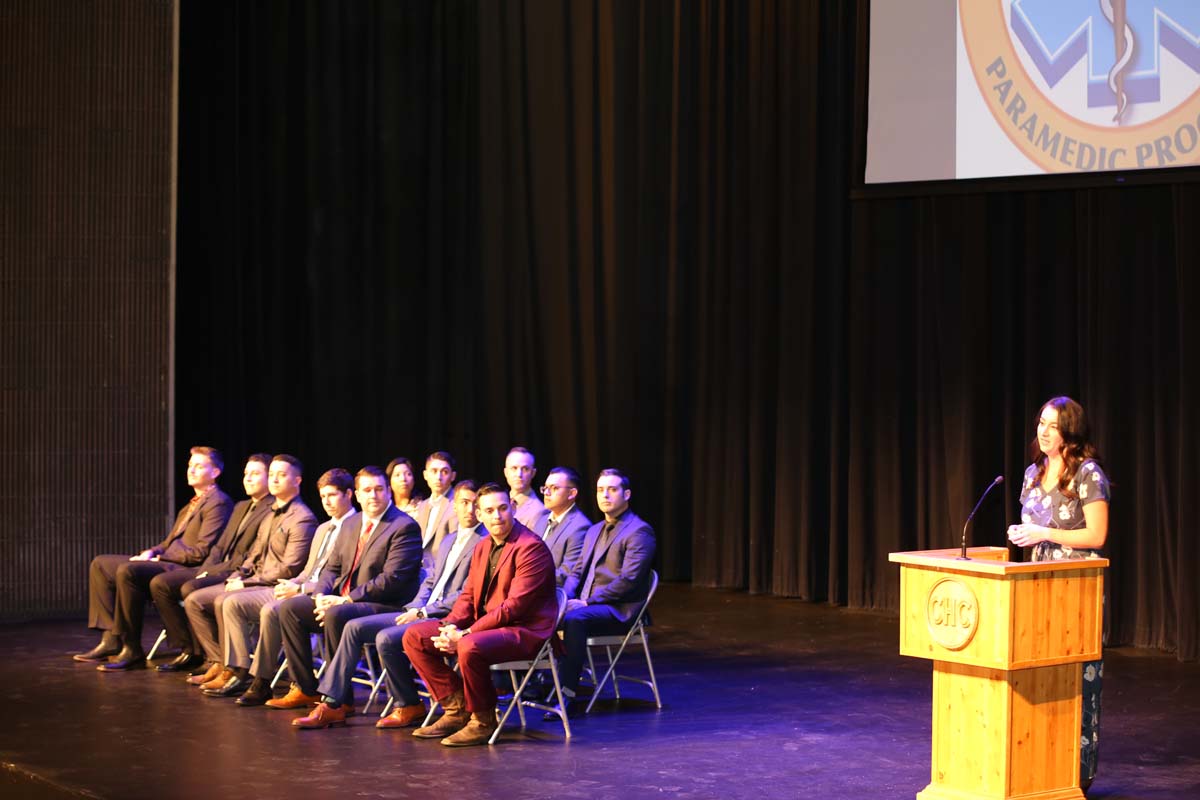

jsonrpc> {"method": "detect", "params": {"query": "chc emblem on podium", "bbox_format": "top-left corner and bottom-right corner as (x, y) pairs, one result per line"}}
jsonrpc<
(925, 578), (980, 650)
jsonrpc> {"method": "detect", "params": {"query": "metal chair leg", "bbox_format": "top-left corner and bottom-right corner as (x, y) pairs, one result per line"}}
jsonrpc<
(147, 628), (168, 661)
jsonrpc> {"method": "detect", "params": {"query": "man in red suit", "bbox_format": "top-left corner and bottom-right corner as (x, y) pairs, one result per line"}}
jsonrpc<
(403, 482), (556, 747)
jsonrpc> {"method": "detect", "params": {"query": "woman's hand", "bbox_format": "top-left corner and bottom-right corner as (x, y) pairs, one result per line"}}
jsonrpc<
(1007, 523), (1049, 547)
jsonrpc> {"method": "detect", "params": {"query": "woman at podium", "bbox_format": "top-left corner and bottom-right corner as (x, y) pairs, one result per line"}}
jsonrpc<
(1007, 395), (1110, 792)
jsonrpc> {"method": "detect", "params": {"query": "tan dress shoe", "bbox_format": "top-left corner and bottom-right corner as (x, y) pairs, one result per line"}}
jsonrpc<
(187, 662), (223, 686)
(200, 667), (235, 691)
(440, 709), (498, 747)
(376, 704), (426, 729)
(292, 703), (351, 729)
(265, 684), (322, 710)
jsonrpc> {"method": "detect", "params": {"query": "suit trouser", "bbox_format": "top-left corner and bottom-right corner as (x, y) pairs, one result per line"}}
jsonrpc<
(219, 587), (278, 672)
(372, 618), (426, 708)
(277, 595), (400, 697)
(559, 604), (631, 694)
(316, 612), (416, 706)
(184, 583), (246, 663)
(403, 620), (542, 713)
(147, 567), (228, 653)
(87, 554), (184, 646)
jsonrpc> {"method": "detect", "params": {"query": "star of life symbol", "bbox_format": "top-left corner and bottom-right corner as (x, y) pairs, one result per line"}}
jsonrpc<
(1011, 0), (1200, 123)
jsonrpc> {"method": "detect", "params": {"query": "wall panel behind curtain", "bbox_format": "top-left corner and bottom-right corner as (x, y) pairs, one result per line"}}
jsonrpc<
(0, 1), (176, 620)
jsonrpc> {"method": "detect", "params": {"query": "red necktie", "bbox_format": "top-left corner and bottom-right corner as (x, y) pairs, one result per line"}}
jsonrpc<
(340, 520), (375, 597)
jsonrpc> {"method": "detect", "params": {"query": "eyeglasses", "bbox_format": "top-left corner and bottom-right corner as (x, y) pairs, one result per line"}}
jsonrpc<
(540, 484), (570, 496)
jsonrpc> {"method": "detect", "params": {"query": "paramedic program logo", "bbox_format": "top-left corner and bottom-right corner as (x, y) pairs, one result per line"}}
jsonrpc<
(960, 1), (1200, 173)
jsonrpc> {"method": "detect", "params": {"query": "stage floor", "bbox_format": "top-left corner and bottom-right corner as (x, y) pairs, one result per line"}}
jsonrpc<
(3, 585), (1197, 800)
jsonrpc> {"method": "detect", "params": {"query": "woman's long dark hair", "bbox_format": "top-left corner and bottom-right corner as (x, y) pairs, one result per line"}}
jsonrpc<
(1029, 396), (1103, 499)
(385, 456), (426, 503)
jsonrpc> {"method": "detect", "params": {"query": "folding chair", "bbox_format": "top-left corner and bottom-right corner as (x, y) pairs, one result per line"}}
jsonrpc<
(583, 570), (661, 713)
(147, 599), (185, 661)
(416, 661), (456, 726)
(489, 587), (571, 744)
(146, 627), (168, 661)
(352, 643), (385, 713)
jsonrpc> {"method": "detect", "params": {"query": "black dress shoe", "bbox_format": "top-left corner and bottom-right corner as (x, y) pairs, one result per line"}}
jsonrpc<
(235, 678), (273, 706)
(73, 633), (122, 662)
(156, 652), (204, 673)
(203, 674), (251, 697)
(97, 646), (146, 672)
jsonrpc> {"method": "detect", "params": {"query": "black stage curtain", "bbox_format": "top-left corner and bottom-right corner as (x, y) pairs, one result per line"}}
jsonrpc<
(175, 1), (1199, 659)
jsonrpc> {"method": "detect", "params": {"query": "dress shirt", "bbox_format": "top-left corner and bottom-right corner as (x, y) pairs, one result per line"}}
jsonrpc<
(302, 509), (352, 584)
(427, 527), (476, 606)
(422, 494), (449, 547)
(542, 503), (576, 540)
(481, 536), (508, 593)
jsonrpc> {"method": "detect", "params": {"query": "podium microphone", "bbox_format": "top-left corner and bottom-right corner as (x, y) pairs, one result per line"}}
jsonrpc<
(958, 475), (1004, 560)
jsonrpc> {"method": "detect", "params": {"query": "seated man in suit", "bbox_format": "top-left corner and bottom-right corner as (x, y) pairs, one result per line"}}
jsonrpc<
(149, 453), (276, 673)
(505, 446), (547, 529)
(216, 468), (358, 704)
(74, 446), (233, 671)
(291, 479), (486, 728)
(403, 483), (557, 747)
(266, 465), (423, 710)
(415, 451), (457, 566)
(556, 468), (656, 715)
(532, 466), (592, 586)
(183, 454), (318, 693)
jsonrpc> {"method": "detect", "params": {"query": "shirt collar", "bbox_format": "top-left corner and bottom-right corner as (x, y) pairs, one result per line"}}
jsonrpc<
(549, 503), (576, 524)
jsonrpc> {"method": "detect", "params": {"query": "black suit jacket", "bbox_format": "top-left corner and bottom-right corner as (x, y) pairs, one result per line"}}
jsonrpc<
(200, 496), (275, 570)
(317, 505), (423, 605)
(151, 487), (234, 566)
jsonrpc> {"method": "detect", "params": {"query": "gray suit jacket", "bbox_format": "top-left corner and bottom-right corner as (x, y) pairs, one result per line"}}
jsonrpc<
(239, 497), (319, 584)
(513, 492), (548, 529)
(406, 523), (486, 618)
(415, 493), (457, 560)
(532, 505), (591, 586)
(563, 510), (656, 623)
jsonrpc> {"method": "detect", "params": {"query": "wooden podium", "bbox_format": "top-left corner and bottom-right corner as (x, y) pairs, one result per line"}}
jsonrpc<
(888, 546), (1107, 800)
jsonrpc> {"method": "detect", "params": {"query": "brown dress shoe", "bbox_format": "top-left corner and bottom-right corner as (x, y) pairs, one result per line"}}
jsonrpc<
(292, 703), (351, 729)
(413, 691), (469, 739)
(187, 662), (223, 686)
(200, 667), (235, 691)
(265, 684), (322, 710)
(376, 704), (426, 729)
(440, 709), (498, 747)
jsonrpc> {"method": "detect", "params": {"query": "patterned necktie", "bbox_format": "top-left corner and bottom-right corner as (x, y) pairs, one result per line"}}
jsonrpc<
(542, 518), (559, 542)
(341, 520), (375, 597)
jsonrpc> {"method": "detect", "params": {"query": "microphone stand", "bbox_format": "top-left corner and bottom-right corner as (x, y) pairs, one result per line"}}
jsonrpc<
(958, 476), (1004, 560)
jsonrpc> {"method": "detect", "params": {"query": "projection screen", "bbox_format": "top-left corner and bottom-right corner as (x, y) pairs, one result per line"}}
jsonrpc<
(866, 0), (1200, 183)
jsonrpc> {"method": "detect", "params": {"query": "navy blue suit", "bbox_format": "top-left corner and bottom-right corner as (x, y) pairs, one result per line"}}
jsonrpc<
(277, 505), (422, 696)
